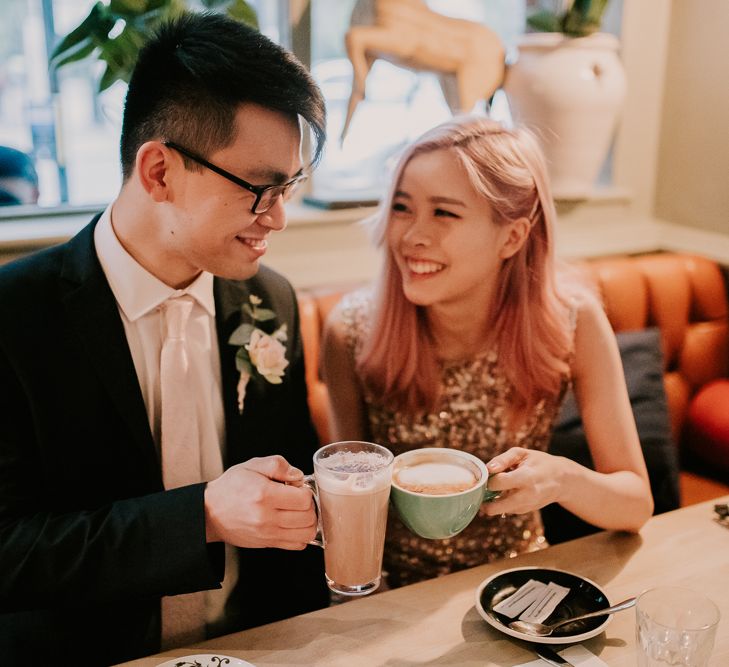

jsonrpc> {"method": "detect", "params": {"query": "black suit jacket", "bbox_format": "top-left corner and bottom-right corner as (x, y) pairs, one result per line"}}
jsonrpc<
(0, 218), (328, 666)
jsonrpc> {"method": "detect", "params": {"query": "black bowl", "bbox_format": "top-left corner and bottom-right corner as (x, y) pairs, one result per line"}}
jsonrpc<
(475, 566), (612, 644)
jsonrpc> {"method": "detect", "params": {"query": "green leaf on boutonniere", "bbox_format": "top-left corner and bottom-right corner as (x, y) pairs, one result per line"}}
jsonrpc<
(235, 348), (253, 374)
(251, 308), (276, 322)
(229, 322), (254, 346)
(233, 294), (288, 411)
(242, 302), (276, 322)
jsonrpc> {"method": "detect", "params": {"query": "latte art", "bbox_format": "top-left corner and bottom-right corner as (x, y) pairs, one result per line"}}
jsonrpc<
(394, 460), (479, 495)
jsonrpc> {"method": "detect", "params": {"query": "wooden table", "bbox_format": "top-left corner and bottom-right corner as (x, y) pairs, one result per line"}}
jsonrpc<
(119, 497), (729, 666)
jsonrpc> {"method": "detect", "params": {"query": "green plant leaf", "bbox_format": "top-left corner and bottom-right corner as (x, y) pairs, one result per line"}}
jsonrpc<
(147, 0), (173, 10)
(229, 323), (255, 346)
(526, 10), (562, 33)
(562, 0), (609, 37)
(109, 0), (148, 16)
(98, 63), (121, 91)
(225, 0), (259, 29)
(50, 2), (110, 64)
(98, 39), (128, 72)
(50, 37), (97, 69)
(117, 23), (149, 51)
(584, 0), (610, 34)
(51, 0), (259, 83)
(95, 23), (150, 89)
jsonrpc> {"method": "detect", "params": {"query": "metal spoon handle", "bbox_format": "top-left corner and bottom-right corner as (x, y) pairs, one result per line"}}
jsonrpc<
(553, 596), (637, 629)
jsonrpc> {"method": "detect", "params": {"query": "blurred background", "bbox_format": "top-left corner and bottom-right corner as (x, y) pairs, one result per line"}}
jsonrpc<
(0, 0), (624, 209)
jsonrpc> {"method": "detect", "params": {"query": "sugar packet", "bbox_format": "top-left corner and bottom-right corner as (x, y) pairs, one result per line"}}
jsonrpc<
(492, 579), (548, 618)
(519, 581), (571, 623)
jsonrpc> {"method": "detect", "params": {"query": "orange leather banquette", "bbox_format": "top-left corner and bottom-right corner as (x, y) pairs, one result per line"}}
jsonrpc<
(296, 252), (729, 501)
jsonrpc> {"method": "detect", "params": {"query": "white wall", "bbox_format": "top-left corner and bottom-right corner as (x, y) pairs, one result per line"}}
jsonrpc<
(654, 0), (729, 235)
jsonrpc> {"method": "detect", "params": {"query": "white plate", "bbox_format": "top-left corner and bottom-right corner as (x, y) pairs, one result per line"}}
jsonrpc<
(156, 655), (254, 667)
(475, 566), (613, 645)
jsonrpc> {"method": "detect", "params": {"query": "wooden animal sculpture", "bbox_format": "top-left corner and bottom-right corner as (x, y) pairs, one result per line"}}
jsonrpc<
(341, 0), (505, 142)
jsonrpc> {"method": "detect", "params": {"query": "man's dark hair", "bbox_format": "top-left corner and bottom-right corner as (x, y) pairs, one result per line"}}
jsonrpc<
(120, 12), (326, 180)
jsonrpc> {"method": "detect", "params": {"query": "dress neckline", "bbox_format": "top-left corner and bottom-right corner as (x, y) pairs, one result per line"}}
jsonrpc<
(439, 345), (498, 369)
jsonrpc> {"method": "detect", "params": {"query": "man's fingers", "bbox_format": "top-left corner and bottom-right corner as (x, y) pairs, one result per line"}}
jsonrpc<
(277, 508), (318, 530)
(256, 524), (317, 548)
(234, 538), (312, 551)
(270, 540), (312, 551)
(242, 455), (303, 483)
(267, 480), (315, 511)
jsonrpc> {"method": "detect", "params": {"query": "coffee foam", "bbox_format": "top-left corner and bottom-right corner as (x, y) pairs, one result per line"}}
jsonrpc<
(317, 450), (391, 494)
(394, 460), (478, 495)
(321, 450), (389, 474)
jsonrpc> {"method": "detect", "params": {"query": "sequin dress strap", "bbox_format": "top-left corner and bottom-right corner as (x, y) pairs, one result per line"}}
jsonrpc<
(334, 288), (374, 359)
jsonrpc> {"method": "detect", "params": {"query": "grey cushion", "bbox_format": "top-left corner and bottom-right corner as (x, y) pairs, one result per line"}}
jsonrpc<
(542, 328), (680, 544)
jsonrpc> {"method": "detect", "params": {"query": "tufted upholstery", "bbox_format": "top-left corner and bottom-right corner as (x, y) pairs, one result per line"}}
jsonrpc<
(296, 253), (729, 495)
(577, 254), (729, 451)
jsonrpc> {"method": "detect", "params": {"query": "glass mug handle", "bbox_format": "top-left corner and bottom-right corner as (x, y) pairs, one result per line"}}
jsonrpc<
(302, 474), (324, 548)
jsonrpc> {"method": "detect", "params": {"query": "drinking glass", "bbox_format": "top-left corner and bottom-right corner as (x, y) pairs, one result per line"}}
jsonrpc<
(636, 586), (720, 666)
(304, 441), (393, 596)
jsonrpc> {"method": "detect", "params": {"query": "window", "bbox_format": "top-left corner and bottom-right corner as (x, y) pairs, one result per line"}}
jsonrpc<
(1, 0), (122, 207)
(304, 0), (526, 207)
(0, 0), (527, 210)
(0, 0), (283, 210)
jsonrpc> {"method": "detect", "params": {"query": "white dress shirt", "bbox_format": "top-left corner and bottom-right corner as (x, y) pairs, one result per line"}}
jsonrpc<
(94, 204), (235, 626)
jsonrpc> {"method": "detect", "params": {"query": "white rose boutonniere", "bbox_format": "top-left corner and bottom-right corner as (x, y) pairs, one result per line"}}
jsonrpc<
(229, 294), (289, 414)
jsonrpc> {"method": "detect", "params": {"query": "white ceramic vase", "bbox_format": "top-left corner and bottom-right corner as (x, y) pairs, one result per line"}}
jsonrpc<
(503, 32), (627, 198)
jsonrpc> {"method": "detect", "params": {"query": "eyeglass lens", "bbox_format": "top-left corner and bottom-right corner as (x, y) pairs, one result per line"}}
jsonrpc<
(255, 178), (305, 213)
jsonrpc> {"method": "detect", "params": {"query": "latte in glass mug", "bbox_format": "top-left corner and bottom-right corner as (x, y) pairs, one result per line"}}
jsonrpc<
(304, 441), (393, 596)
(317, 449), (391, 591)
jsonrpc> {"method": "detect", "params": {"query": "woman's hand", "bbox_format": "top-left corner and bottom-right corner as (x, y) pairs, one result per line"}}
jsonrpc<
(483, 447), (573, 516)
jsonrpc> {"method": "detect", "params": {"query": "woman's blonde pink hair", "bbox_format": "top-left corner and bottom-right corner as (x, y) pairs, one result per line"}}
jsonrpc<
(357, 115), (575, 415)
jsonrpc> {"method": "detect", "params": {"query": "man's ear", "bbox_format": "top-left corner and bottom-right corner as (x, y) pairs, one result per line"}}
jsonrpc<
(499, 217), (531, 260)
(135, 141), (173, 202)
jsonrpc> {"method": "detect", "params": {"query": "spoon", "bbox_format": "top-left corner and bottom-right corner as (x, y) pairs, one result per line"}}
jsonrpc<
(508, 596), (637, 636)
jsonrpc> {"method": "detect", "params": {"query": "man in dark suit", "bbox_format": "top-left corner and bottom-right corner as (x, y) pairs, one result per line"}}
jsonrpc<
(0, 13), (329, 666)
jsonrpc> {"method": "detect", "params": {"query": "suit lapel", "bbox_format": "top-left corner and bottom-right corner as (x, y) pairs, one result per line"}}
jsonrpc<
(214, 277), (249, 465)
(61, 218), (159, 477)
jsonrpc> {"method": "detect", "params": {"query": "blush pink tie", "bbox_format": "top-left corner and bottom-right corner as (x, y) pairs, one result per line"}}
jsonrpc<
(160, 296), (200, 489)
(159, 295), (206, 648)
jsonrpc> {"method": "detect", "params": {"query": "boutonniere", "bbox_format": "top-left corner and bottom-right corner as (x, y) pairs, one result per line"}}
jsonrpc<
(229, 294), (289, 414)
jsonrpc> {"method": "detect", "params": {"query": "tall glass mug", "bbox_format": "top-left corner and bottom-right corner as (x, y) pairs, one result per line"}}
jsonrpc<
(304, 441), (393, 596)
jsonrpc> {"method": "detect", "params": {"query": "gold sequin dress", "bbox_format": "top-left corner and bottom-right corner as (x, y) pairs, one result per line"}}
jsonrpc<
(338, 290), (573, 587)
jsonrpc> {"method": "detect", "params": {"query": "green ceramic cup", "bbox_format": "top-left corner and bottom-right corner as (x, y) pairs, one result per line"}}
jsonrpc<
(390, 448), (499, 539)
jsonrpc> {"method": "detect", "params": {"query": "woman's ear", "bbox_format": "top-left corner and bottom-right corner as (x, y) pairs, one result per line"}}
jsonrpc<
(499, 217), (531, 259)
(135, 141), (173, 202)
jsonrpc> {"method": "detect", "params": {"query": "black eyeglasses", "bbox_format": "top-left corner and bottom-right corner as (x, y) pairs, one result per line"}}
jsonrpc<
(163, 140), (307, 214)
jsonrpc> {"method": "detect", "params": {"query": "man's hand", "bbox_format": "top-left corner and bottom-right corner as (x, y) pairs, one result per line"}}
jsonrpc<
(204, 455), (317, 550)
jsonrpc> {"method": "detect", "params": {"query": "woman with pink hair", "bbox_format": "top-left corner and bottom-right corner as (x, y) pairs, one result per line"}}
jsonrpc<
(321, 116), (653, 587)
